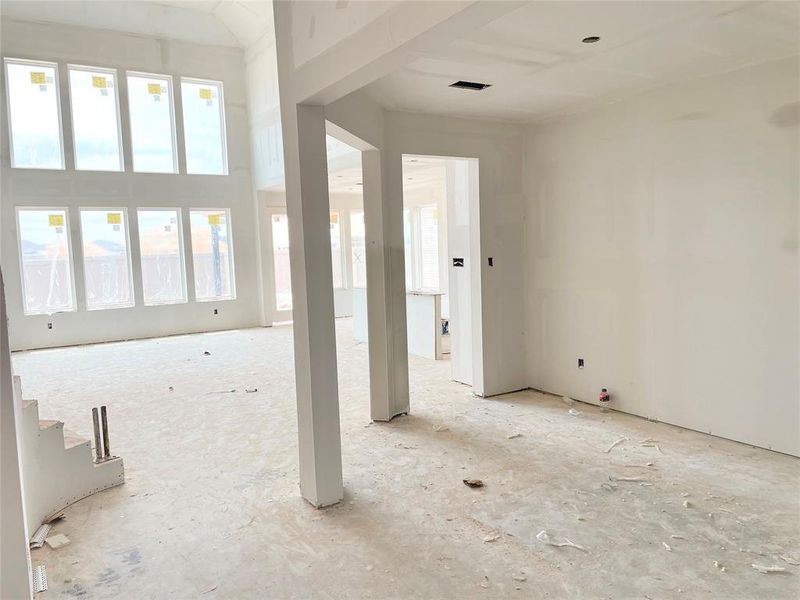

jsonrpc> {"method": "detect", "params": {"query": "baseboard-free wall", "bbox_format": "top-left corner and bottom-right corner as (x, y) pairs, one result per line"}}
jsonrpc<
(0, 20), (261, 350)
(524, 56), (799, 456)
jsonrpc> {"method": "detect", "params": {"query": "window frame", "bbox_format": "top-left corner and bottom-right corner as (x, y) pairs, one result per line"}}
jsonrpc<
(15, 206), (77, 315)
(349, 208), (367, 289)
(4, 57), (66, 170)
(180, 76), (228, 176)
(67, 64), (125, 172)
(126, 70), (179, 174)
(330, 210), (345, 290)
(136, 207), (188, 306)
(188, 208), (236, 302)
(78, 207), (135, 311)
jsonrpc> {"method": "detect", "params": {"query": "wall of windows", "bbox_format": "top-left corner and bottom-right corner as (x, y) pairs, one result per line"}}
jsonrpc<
(4, 58), (228, 175)
(13, 206), (237, 315)
(1, 22), (256, 350)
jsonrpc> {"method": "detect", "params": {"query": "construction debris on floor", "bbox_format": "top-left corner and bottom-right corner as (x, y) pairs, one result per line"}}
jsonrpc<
(11, 320), (800, 599)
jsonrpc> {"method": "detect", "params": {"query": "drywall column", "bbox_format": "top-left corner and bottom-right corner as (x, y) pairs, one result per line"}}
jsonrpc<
(273, 0), (342, 507)
(0, 270), (33, 599)
(362, 149), (410, 420)
(282, 104), (344, 507)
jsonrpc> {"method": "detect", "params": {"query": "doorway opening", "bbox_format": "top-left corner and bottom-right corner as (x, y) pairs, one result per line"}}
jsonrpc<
(402, 154), (479, 387)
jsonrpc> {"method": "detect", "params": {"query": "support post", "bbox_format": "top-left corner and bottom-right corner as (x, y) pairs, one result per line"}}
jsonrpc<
(274, 1), (343, 507)
(362, 149), (410, 420)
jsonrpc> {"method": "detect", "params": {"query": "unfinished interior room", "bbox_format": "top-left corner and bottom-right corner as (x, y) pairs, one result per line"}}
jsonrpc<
(0, 0), (798, 598)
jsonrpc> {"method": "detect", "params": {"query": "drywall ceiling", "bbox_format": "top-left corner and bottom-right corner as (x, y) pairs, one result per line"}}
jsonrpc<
(328, 155), (446, 195)
(267, 136), (446, 195)
(0, 0), (272, 48)
(365, 0), (800, 123)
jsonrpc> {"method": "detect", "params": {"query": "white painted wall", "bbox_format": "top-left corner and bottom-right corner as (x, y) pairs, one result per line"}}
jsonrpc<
(524, 56), (799, 456)
(0, 19), (261, 350)
(384, 110), (527, 397)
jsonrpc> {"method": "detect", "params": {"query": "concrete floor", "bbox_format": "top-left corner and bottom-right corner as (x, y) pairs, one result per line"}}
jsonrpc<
(13, 319), (800, 599)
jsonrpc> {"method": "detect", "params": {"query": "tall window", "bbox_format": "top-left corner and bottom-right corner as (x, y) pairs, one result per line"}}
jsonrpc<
(68, 66), (123, 171)
(80, 209), (133, 309)
(137, 209), (186, 305)
(419, 205), (439, 289)
(4, 58), (64, 169)
(189, 210), (235, 301)
(127, 72), (177, 173)
(330, 212), (343, 289)
(271, 214), (291, 311)
(350, 210), (366, 288)
(180, 78), (227, 175)
(16, 208), (75, 314)
(403, 208), (412, 288)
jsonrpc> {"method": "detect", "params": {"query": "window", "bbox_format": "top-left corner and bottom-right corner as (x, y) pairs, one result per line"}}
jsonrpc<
(403, 209), (412, 288)
(79, 209), (133, 310)
(189, 210), (235, 301)
(180, 78), (227, 175)
(350, 210), (366, 288)
(419, 205), (440, 289)
(127, 72), (177, 173)
(271, 213), (292, 311)
(330, 212), (343, 289)
(16, 208), (75, 314)
(4, 59), (64, 169)
(137, 209), (186, 305)
(68, 66), (123, 171)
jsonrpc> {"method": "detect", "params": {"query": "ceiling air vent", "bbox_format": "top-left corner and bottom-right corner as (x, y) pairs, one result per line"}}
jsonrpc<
(449, 80), (491, 91)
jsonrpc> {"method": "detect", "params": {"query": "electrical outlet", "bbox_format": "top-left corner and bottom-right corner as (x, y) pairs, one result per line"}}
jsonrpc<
(213, 308), (219, 315)
(47, 322), (53, 330)
(578, 357), (584, 369)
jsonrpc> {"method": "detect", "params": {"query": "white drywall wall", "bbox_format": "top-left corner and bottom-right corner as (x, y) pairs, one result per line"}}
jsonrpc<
(384, 110), (527, 397)
(0, 19), (261, 350)
(524, 56), (799, 456)
(0, 270), (32, 600)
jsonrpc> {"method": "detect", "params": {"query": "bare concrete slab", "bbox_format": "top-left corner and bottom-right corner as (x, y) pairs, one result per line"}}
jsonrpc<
(13, 319), (799, 599)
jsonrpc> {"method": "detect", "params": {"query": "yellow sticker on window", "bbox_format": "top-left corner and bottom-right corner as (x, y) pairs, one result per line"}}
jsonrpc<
(30, 72), (46, 84)
(147, 83), (162, 95)
(207, 214), (221, 226)
(199, 88), (212, 100)
(92, 76), (108, 89)
(107, 213), (121, 225)
(48, 214), (64, 227)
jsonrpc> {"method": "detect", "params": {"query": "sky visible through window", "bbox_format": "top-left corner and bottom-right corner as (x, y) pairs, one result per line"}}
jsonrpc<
(137, 210), (185, 304)
(17, 209), (74, 314)
(80, 210), (133, 309)
(6, 60), (63, 169)
(69, 68), (122, 171)
(181, 79), (226, 175)
(128, 73), (176, 173)
(190, 210), (234, 300)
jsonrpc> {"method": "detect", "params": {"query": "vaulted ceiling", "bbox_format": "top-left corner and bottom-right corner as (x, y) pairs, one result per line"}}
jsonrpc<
(0, 0), (273, 48)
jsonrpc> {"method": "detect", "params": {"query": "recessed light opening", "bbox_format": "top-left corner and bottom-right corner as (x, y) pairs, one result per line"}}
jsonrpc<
(449, 80), (492, 91)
